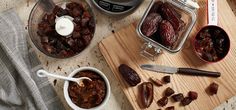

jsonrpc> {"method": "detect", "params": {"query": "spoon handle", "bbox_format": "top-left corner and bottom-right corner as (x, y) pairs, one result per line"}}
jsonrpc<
(37, 69), (92, 83)
(37, 69), (75, 81)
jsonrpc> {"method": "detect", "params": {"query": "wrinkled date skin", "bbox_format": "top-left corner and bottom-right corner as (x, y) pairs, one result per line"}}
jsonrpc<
(208, 82), (219, 95)
(149, 1), (163, 13)
(157, 96), (168, 107)
(172, 93), (184, 102)
(118, 64), (141, 86)
(159, 2), (185, 32)
(141, 13), (162, 37)
(150, 77), (163, 86)
(188, 91), (198, 100)
(164, 87), (175, 97)
(159, 20), (176, 47)
(181, 97), (192, 106)
(140, 82), (154, 108)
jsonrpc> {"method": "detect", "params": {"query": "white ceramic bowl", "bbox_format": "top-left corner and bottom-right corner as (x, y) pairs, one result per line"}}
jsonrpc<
(64, 67), (110, 110)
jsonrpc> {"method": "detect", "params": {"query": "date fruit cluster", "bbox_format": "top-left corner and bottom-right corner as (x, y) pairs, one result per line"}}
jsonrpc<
(37, 2), (95, 58)
(118, 64), (220, 110)
(194, 26), (230, 62)
(141, 1), (185, 48)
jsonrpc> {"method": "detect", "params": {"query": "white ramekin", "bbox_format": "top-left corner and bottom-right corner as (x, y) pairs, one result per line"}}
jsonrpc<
(64, 67), (110, 110)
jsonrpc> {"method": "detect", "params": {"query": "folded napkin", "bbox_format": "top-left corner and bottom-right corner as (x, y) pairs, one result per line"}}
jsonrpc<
(0, 9), (65, 110)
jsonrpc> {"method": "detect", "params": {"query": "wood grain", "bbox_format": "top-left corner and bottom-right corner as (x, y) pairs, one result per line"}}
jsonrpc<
(99, 0), (236, 110)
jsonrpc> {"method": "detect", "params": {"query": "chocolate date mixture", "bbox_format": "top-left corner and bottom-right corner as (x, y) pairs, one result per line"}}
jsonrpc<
(37, 2), (95, 57)
(118, 64), (141, 86)
(140, 82), (154, 108)
(68, 70), (106, 109)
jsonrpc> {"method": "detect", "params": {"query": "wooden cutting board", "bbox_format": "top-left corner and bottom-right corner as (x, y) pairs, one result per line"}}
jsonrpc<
(99, 0), (236, 110)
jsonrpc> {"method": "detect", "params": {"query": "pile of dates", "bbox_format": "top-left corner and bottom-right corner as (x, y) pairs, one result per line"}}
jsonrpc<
(118, 64), (220, 109)
(141, 1), (185, 48)
(194, 26), (230, 62)
(37, 2), (95, 58)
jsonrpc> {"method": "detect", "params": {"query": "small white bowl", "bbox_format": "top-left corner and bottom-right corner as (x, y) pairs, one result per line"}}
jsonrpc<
(64, 67), (111, 110)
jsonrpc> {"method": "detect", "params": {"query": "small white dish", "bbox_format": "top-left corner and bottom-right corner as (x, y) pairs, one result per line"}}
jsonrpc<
(64, 67), (111, 110)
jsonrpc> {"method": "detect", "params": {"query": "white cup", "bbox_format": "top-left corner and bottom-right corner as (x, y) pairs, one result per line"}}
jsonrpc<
(64, 67), (111, 110)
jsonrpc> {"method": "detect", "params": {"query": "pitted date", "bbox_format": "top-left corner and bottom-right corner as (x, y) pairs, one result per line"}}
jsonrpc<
(181, 97), (192, 106)
(141, 13), (162, 37)
(140, 82), (154, 108)
(208, 82), (219, 95)
(171, 93), (184, 102)
(157, 96), (168, 107)
(159, 2), (185, 32)
(162, 75), (170, 83)
(118, 64), (141, 86)
(150, 77), (163, 86)
(166, 106), (175, 110)
(188, 91), (198, 100)
(164, 87), (175, 97)
(159, 20), (176, 47)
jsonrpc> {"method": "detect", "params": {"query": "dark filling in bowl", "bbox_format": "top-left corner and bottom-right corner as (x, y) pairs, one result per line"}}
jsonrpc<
(37, 2), (95, 58)
(194, 26), (230, 62)
(68, 70), (106, 109)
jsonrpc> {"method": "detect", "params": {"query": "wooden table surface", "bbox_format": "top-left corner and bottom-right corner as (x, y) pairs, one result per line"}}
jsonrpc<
(1, 0), (236, 110)
(98, 0), (236, 110)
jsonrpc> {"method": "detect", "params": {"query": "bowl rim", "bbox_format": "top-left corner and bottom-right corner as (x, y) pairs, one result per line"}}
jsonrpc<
(63, 67), (111, 110)
(28, 0), (96, 59)
(192, 25), (231, 63)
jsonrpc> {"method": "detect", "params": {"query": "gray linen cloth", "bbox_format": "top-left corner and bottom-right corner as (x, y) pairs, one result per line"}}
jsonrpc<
(0, 10), (65, 110)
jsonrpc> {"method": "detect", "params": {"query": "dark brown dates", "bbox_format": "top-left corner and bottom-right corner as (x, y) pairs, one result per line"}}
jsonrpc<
(195, 26), (230, 62)
(181, 97), (192, 106)
(171, 93), (184, 102)
(164, 87), (175, 97)
(208, 82), (219, 95)
(37, 2), (95, 58)
(159, 20), (176, 47)
(149, 1), (163, 14)
(141, 13), (162, 37)
(166, 106), (175, 110)
(159, 2), (185, 32)
(157, 96), (168, 107)
(162, 75), (171, 83)
(150, 77), (163, 86)
(140, 82), (154, 108)
(188, 91), (198, 100)
(118, 64), (141, 86)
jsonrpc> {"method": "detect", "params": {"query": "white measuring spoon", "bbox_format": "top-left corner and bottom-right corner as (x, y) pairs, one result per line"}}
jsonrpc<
(37, 70), (92, 85)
